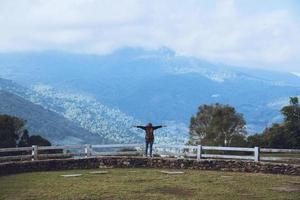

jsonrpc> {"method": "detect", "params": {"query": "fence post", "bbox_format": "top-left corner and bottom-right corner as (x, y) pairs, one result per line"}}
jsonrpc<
(254, 147), (260, 162)
(85, 144), (92, 158)
(88, 144), (92, 157)
(197, 145), (202, 161)
(32, 145), (38, 161)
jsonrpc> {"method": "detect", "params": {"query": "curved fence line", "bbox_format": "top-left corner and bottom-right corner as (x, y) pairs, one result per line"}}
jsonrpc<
(0, 144), (299, 163)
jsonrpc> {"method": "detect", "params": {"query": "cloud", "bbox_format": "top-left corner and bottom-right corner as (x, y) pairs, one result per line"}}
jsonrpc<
(0, 0), (299, 71)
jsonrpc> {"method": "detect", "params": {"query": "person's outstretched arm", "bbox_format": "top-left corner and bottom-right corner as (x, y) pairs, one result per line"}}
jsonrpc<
(153, 125), (166, 130)
(132, 125), (146, 130)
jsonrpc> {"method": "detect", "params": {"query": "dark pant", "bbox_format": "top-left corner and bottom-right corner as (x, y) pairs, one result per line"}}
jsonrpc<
(145, 141), (153, 156)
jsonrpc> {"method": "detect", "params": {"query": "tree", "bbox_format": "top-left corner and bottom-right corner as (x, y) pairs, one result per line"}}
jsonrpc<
(0, 114), (51, 148)
(189, 104), (247, 146)
(248, 97), (300, 148)
(263, 124), (288, 148)
(0, 115), (25, 148)
(281, 97), (300, 126)
(29, 135), (51, 146)
(277, 96), (300, 148)
(247, 133), (266, 148)
(18, 129), (30, 147)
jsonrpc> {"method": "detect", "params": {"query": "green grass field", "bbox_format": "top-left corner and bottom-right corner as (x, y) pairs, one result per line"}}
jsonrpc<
(0, 169), (300, 200)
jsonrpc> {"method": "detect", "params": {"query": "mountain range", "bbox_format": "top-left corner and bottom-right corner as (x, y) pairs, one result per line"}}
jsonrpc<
(0, 77), (184, 145)
(0, 47), (300, 144)
(0, 86), (106, 145)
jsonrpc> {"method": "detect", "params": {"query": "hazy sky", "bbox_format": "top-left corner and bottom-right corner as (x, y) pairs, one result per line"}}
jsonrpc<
(0, 0), (300, 72)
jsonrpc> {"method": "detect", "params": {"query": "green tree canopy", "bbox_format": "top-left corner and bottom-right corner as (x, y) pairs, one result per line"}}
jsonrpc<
(279, 96), (300, 148)
(0, 114), (51, 148)
(189, 104), (247, 146)
(281, 97), (300, 125)
(0, 115), (25, 148)
(248, 97), (300, 149)
(29, 135), (51, 146)
(18, 129), (30, 147)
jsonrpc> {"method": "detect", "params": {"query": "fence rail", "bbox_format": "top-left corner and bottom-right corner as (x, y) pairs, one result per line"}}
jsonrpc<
(202, 146), (254, 152)
(0, 146), (33, 153)
(260, 148), (300, 153)
(201, 154), (254, 160)
(37, 145), (83, 150)
(0, 144), (299, 163)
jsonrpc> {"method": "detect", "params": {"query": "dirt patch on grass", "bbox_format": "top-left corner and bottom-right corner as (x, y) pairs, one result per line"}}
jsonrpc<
(288, 181), (300, 185)
(272, 185), (300, 192)
(128, 178), (149, 183)
(126, 178), (162, 183)
(220, 176), (234, 181)
(271, 181), (300, 193)
(239, 194), (265, 199)
(148, 186), (195, 197)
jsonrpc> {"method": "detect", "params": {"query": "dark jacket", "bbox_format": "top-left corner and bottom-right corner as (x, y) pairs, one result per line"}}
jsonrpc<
(136, 125), (163, 142)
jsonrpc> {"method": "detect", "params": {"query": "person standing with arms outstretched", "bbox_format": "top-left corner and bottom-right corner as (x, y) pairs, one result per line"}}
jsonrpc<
(133, 123), (166, 157)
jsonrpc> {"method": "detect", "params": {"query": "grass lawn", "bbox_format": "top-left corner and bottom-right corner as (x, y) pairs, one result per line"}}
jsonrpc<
(0, 168), (300, 200)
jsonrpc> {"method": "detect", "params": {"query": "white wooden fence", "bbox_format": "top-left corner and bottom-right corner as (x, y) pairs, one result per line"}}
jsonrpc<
(0, 144), (300, 163)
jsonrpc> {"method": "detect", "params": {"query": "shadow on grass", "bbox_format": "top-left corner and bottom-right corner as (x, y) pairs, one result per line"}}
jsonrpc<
(147, 186), (196, 198)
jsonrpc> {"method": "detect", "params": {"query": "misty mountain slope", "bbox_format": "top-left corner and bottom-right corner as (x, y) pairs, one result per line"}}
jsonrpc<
(0, 78), (187, 144)
(0, 89), (107, 145)
(113, 72), (300, 132)
(0, 78), (145, 144)
(0, 48), (300, 134)
(32, 85), (187, 144)
(31, 85), (145, 143)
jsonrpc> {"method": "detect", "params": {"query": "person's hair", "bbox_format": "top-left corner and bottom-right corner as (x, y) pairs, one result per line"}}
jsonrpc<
(147, 123), (152, 127)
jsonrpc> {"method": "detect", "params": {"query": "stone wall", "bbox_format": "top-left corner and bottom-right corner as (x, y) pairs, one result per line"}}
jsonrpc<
(1, 156), (300, 176)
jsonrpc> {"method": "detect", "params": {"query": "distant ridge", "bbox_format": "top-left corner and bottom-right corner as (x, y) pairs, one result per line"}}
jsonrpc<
(0, 47), (300, 136)
(0, 89), (108, 145)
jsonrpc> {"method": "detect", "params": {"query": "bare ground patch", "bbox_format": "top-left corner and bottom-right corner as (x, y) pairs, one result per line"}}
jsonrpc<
(147, 186), (196, 198)
(272, 185), (300, 192)
(125, 177), (163, 183)
(288, 181), (300, 185)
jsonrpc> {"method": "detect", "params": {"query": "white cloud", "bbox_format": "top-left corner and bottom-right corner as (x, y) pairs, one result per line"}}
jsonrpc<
(292, 72), (300, 77)
(0, 0), (299, 71)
